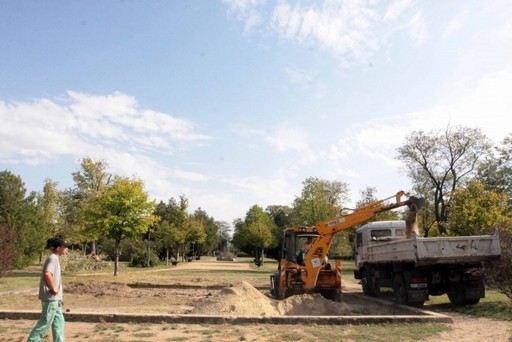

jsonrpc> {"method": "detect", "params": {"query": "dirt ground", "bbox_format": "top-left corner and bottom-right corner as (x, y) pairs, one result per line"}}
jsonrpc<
(0, 262), (510, 341)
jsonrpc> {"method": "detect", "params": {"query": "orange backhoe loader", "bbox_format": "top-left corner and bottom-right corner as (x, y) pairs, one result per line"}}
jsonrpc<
(270, 191), (423, 300)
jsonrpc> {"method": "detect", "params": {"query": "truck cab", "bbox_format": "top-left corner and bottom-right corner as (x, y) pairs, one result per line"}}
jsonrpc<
(354, 220), (406, 267)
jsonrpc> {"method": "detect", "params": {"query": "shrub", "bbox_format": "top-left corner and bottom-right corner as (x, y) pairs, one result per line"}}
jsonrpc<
(130, 249), (160, 268)
(0, 224), (18, 278)
(485, 222), (512, 300)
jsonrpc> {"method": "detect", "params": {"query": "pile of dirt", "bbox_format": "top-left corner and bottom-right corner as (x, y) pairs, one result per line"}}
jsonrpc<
(190, 281), (368, 317)
(277, 293), (354, 316)
(190, 281), (279, 316)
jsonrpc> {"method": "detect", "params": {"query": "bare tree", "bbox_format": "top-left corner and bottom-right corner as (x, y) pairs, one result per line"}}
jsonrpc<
(396, 126), (491, 235)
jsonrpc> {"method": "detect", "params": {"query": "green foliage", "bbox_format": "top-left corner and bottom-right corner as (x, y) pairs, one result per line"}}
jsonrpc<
(447, 181), (508, 236)
(130, 248), (160, 268)
(84, 176), (158, 275)
(100, 239), (143, 262)
(484, 221), (512, 300)
(232, 205), (277, 254)
(0, 170), (44, 267)
(290, 177), (349, 226)
(397, 126), (492, 235)
(477, 134), (512, 211)
(0, 223), (18, 277)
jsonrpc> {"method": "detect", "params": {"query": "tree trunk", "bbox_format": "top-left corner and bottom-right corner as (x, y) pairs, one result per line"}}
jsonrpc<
(114, 240), (120, 276)
(166, 248), (169, 266)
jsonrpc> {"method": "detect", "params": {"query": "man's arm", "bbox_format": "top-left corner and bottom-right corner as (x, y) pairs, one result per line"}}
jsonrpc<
(44, 271), (58, 295)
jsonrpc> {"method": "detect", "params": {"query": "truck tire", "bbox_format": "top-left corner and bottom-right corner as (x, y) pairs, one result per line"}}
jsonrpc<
(362, 268), (380, 297)
(393, 274), (408, 305)
(447, 290), (480, 305)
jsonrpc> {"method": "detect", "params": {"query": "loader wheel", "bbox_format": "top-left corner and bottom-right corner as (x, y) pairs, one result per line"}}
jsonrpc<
(393, 274), (408, 305)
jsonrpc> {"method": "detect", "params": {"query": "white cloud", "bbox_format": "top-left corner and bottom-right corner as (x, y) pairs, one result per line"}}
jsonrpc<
(442, 9), (468, 39)
(264, 123), (317, 163)
(224, 0), (428, 65)
(223, 0), (266, 32)
(406, 11), (428, 45)
(383, 0), (412, 21)
(0, 91), (212, 165)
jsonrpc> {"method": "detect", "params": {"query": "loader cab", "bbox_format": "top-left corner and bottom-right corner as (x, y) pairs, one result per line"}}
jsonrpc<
(281, 228), (319, 264)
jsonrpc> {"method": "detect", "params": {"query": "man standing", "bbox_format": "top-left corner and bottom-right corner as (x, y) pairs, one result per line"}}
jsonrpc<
(27, 237), (68, 342)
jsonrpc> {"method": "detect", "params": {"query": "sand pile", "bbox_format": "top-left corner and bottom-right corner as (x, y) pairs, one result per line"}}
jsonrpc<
(277, 293), (353, 316)
(190, 281), (280, 316)
(190, 281), (359, 317)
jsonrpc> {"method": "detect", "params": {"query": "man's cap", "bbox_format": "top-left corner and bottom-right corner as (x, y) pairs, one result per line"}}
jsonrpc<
(47, 237), (68, 249)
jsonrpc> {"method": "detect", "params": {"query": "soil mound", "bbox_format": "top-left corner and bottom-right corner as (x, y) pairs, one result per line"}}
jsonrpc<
(277, 293), (353, 315)
(190, 281), (279, 316)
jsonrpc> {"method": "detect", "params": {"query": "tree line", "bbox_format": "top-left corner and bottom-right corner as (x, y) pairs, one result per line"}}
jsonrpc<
(1, 125), (511, 296)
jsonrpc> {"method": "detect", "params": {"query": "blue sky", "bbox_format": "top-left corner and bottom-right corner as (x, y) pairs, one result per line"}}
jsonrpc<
(1, 0), (511, 225)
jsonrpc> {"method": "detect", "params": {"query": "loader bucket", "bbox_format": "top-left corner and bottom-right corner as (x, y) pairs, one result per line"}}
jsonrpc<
(408, 196), (425, 210)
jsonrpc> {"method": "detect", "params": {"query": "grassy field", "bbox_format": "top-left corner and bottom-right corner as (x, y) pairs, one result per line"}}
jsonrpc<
(0, 256), (510, 341)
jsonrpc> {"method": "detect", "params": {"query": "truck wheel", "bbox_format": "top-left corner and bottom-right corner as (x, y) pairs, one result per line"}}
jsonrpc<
(393, 274), (408, 305)
(447, 290), (480, 305)
(362, 268), (380, 297)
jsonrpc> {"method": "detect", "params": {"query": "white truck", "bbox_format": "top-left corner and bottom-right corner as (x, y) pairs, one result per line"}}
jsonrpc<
(353, 221), (501, 307)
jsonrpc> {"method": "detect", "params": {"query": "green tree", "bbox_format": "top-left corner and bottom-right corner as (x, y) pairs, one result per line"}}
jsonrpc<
(265, 205), (292, 259)
(291, 177), (349, 226)
(67, 157), (111, 253)
(153, 196), (190, 261)
(85, 176), (158, 276)
(396, 126), (491, 235)
(192, 208), (218, 257)
(477, 134), (512, 210)
(232, 205), (277, 263)
(447, 181), (508, 236)
(0, 170), (42, 267)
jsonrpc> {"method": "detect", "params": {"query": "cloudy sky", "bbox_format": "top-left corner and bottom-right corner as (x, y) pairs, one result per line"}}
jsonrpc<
(1, 1), (511, 225)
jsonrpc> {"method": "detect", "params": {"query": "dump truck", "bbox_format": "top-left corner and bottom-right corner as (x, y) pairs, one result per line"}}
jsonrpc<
(270, 191), (422, 300)
(353, 220), (501, 306)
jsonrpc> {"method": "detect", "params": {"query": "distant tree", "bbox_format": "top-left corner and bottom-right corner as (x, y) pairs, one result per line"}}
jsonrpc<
(68, 157), (111, 253)
(484, 221), (512, 300)
(396, 126), (492, 235)
(232, 205), (277, 264)
(0, 223), (18, 277)
(477, 134), (512, 210)
(265, 205), (292, 259)
(85, 176), (158, 276)
(291, 177), (349, 226)
(0, 170), (41, 267)
(447, 181), (508, 236)
(34, 179), (64, 262)
(153, 196), (191, 261)
(216, 221), (231, 252)
(192, 208), (218, 256)
(356, 187), (400, 222)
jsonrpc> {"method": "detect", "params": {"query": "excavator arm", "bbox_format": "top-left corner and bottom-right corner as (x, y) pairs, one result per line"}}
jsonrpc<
(300, 191), (423, 289)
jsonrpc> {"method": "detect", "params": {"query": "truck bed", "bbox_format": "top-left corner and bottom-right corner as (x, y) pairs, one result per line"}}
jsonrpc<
(362, 234), (501, 266)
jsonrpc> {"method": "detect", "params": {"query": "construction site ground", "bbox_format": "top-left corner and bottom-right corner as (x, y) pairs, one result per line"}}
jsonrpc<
(0, 260), (510, 341)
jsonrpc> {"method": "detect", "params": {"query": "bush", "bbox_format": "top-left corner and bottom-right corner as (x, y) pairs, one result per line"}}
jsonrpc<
(101, 239), (145, 262)
(485, 223), (512, 301)
(130, 249), (160, 268)
(0, 224), (18, 278)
